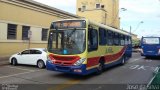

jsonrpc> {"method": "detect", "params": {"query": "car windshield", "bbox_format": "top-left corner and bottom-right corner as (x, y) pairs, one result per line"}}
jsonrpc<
(142, 37), (160, 44)
(48, 29), (86, 55)
(43, 48), (47, 52)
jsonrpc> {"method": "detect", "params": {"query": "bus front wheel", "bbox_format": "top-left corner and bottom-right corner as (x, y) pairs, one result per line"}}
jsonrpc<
(96, 62), (104, 74)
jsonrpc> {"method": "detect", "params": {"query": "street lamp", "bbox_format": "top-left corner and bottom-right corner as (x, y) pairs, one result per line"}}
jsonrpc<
(110, 8), (127, 27)
(130, 21), (144, 35)
(134, 21), (144, 32)
(121, 8), (127, 11)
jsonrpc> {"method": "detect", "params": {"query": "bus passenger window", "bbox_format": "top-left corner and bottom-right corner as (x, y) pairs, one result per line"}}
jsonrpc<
(125, 36), (128, 45)
(99, 28), (106, 45)
(120, 35), (125, 45)
(88, 28), (98, 51)
(108, 31), (113, 45)
(129, 37), (132, 44)
(114, 33), (120, 45)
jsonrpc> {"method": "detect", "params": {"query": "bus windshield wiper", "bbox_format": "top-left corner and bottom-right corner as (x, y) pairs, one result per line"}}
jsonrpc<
(66, 28), (77, 39)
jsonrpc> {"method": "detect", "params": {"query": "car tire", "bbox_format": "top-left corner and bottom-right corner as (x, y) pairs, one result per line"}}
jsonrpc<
(37, 60), (45, 69)
(12, 58), (17, 66)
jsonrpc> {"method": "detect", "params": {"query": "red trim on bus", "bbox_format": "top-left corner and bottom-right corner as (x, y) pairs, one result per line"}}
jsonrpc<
(87, 46), (126, 68)
(49, 54), (80, 66)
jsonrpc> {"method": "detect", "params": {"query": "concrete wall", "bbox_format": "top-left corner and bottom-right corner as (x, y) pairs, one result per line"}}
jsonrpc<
(77, 0), (120, 29)
(0, 0), (78, 57)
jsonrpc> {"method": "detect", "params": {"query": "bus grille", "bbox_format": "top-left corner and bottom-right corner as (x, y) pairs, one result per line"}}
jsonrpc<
(49, 54), (80, 66)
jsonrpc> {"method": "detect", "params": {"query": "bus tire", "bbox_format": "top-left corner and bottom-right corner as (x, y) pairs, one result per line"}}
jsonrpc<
(96, 60), (104, 75)
(121, 56), (126, 65)
(145, 56), (150, 59)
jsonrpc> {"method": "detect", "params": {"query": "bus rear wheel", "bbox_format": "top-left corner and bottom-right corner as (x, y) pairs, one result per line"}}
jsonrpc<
(121, 56), (126, 65)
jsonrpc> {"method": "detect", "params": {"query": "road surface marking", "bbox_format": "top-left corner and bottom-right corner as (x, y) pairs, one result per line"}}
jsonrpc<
(129, 58), (143, 63)
(129, 65), (158, 71)
(6, 66), (35, 72)
(145, 59), (152, 62)
(48, 79), (81, 90)
(0, 70), (41, 79)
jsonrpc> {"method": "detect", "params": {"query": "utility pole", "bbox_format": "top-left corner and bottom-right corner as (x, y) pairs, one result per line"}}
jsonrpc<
(130, 26), (132, 35)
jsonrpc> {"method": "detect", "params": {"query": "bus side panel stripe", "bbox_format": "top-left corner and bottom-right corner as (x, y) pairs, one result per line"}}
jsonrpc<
(87, 57), (100, 68)
(105, 46), (126, 63)
(87, 46), (126, 69)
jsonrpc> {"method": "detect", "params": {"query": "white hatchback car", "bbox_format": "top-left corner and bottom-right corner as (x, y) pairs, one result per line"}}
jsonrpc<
(9, 48), (47, 69)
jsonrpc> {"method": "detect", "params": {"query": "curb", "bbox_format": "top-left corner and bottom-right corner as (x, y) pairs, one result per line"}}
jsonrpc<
(0, 57), (10, 66)
(0, 62), (10, 66)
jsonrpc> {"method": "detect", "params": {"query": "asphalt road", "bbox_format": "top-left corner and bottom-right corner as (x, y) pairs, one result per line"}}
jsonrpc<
(0, 53), (160, 90)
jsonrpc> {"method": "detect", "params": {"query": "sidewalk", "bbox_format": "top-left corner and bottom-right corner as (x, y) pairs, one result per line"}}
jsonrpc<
(0, 57), (10, 66)
(147, 66), (160, 90)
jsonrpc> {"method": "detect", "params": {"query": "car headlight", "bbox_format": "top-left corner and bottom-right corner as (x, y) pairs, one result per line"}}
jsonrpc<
(74, 58), (86, 66)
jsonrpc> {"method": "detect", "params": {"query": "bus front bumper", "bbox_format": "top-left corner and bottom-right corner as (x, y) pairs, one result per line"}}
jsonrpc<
(46, 60), (92, 75)
(141, 53), (160, 57)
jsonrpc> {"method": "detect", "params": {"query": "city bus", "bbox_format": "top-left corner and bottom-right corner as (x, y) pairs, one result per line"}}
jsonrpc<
(46, 19), (132, 75)
(141, 36), (160, 58)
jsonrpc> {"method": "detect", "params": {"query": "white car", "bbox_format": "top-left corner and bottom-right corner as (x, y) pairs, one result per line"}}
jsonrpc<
(9, 48), (47, 69)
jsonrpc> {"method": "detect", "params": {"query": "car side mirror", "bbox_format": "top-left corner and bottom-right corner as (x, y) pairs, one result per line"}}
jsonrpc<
(18, 52), (22, 55)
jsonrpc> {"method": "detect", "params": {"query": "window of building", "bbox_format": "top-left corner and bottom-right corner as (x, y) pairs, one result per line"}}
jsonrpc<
(22, 26), (30, 40)
(78, 8), (81, 11)
(82, 5), (86, 11)
(7, 24), (17, 40)
(96, 4), (101, 9)
(42, 28), (48, 41)
(101, 5), (105, 9)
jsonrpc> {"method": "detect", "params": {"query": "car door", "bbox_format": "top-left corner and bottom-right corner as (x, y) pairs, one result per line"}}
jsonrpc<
(18, 50), (30, 64)
(29, 50), (42, 65)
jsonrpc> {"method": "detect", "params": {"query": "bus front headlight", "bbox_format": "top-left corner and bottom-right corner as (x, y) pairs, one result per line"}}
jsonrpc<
(158, 49), (160, 54)
(74, 58), (86, 66)
(47, 56), (54, 63)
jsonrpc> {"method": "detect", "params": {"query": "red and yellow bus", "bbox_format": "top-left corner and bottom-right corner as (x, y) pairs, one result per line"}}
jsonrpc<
(46, 19), (132, 75)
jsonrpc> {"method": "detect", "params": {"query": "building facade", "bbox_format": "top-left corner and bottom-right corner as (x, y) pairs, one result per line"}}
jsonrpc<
(0, 0), (79, 57)
(77, 0), (120, 29)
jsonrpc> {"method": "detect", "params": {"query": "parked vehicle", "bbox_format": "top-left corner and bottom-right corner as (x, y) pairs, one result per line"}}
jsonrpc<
(141, 36), (160, 58)
(9, 48), (47, 69)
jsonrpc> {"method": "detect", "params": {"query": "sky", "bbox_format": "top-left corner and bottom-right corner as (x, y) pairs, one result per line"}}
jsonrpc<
(34, 0), (160, 38)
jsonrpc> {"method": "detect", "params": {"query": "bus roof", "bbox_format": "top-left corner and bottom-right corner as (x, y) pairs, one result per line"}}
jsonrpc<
(88, 19), (131, 36)
(142, 36), (160, 38)
(51, 18), (131, 37)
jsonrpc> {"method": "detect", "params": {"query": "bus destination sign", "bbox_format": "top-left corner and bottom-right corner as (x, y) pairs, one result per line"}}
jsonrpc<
(51, 20), (86, 29)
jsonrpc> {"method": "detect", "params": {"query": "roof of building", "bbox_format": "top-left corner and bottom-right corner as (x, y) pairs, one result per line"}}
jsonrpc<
(1, 0), (80, 19)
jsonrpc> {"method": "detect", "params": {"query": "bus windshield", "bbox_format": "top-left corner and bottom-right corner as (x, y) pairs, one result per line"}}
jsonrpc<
(142, 37), (160, 44)
(48, 29), (86, 55)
